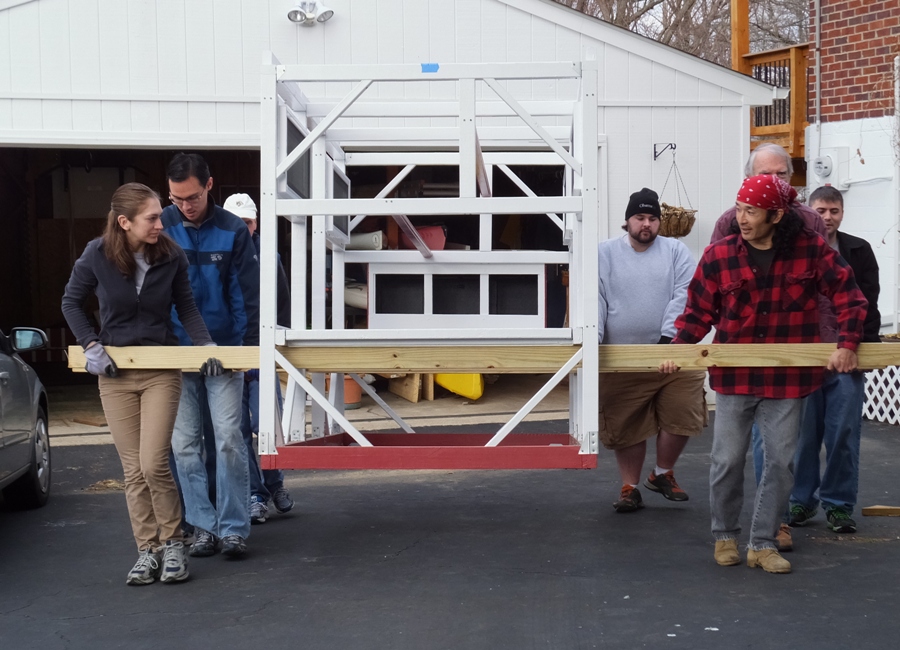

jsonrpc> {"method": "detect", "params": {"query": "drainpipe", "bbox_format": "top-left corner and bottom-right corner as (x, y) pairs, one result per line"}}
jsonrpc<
(894, 56), (899, 332)
(814, 0), (822, 158)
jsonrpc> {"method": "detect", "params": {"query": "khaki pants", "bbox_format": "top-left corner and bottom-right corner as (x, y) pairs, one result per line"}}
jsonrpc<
(99, 369), (184, 552)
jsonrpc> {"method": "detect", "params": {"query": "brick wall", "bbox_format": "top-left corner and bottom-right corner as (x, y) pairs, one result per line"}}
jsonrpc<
(809, 0), (900, 122)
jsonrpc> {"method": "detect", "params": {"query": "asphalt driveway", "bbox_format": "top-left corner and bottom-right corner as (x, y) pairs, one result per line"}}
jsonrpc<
(2, 414), (899, 649)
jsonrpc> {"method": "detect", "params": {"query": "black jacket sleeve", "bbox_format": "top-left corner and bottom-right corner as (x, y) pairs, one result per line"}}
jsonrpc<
(276, 255), (292, 328)
(851, 239), (881, 342)
(61, 243), (101, 348)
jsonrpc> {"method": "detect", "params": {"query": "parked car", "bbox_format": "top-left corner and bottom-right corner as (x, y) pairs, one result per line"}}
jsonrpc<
(0, 327), (50, 509)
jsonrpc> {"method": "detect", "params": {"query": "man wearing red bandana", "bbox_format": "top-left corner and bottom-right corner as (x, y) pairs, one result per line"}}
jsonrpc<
(660, 174), (867, 574)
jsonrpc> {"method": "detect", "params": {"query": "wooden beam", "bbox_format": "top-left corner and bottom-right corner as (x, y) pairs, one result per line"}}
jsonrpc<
(862, 506), (900, 517)
(789, 45), (808, 159)
(69, 342), (900, 374)
(731, 0), (751, 75)
(389, 373), (421, 403)
(68, 345), (578, 374)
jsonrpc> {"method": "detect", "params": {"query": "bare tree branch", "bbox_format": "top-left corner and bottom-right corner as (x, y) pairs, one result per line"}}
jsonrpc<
(554, 0), (809, 67)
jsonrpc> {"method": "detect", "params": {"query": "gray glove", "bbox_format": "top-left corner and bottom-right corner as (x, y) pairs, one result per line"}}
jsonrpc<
(199, 357), (225, 377)
(84, 344), (118, 378)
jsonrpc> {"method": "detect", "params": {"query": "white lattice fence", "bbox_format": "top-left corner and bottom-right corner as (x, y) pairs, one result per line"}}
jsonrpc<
(864, 367), (900, 424)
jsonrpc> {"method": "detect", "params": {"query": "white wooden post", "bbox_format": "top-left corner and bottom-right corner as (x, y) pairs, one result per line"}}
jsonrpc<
(258, 54), (279, 456)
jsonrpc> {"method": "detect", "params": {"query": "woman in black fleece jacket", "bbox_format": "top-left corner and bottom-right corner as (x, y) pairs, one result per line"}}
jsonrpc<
(62, 183), (219, 587)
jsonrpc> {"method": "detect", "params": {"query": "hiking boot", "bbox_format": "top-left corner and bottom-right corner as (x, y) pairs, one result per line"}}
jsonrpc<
(250, 495), (269, 525)
(747, 548), (791, 574)
(221, 535), (248, 558)
(776, 523), (793, 552)
(644, 471), (689, 501)
(126, 549), (161, 586)
(189, 529), (219, 557)
(714, 539), (741, 566)
(789, 504), (817, 527)
(826, 508), (857, 533)
(160, 540), (189, 583)
(271, 486), (294, 514)
(613, 485), (644, 513)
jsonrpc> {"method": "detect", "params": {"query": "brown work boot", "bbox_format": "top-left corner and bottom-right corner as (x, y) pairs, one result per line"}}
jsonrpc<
(776, 523), (793, 552)
(714, 539), (741, 566)
(747, 548), (791, 574)
(613, 485), (644, 513)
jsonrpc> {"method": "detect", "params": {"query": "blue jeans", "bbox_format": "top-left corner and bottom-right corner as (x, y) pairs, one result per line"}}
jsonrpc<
(791, 372), (864, 514)
(710, 394), (801, 550)
(241, 376), (285, 501)
(169, 406), (217, 511)
(172, 372), (250, 539)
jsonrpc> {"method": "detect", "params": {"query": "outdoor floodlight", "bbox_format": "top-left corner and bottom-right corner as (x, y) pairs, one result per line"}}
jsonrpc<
(316, 4), (334, 22)
(287, 1), (333, 25)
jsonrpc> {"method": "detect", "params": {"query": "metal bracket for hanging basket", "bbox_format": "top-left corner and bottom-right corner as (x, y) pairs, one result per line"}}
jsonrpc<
(653, 143), (676, 161)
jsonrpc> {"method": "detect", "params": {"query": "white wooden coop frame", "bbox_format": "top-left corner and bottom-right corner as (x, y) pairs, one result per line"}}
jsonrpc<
(257, 57), (602, 469)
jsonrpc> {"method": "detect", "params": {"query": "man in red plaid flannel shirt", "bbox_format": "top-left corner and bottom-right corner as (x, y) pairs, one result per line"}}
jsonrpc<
(660, 174), (867, 574)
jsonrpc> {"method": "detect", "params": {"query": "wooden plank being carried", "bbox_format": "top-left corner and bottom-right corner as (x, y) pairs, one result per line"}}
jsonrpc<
(68, 342), (900, 374)
(862, 506), (900, 517)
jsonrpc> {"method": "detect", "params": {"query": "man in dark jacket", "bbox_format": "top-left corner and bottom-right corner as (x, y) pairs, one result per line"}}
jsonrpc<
(223, 192), (294, 525)
(162, 153), (260, 558)
(789, 185), (881, 534)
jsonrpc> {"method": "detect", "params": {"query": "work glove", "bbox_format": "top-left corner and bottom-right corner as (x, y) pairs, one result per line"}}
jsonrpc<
(245, 369), (259, 382)
(84, 343), (118, 378)
(199, 357), (225, 377)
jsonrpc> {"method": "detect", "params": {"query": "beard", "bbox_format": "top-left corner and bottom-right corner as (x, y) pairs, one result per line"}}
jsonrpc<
(628, 226), (657, 245)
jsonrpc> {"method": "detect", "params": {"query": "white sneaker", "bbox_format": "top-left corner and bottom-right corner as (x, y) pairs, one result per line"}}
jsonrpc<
(250, 495), (269, 524)
(126, 549), (161, 586)
(160, 540), (189, 583)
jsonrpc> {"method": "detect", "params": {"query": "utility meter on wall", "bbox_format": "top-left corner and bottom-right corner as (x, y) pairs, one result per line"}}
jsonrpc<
(811, 146), (849, 189)
(812, 155), (833, 178)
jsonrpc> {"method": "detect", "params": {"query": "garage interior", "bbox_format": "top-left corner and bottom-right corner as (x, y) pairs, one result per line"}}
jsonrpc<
(0, 148), (567, 385)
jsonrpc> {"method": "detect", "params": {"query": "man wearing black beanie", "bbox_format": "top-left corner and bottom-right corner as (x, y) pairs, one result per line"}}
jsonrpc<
(597, 188), (706, 513)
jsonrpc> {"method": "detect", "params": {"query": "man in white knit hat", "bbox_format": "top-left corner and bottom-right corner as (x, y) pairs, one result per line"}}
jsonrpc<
(223, 193), (294, 525)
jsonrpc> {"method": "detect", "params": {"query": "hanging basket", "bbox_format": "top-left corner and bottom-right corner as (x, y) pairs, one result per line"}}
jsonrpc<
(659, 202), (697, 238)
(658, 154), (696, 238)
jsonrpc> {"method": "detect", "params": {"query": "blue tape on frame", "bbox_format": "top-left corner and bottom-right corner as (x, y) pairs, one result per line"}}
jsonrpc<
(421, 63), (440, 73)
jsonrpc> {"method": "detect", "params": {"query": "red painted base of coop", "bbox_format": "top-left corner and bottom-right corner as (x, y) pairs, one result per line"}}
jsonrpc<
(261, 433), (596, 470)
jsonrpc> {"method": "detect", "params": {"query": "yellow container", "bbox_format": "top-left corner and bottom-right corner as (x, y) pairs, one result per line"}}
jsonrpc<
(434, 373), (484, 401)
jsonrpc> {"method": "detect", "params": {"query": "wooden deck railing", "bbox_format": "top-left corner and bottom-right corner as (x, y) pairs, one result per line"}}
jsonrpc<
(742, 44), (810, 159)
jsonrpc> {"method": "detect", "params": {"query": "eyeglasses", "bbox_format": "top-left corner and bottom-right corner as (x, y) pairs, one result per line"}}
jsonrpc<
(169, 189), (207, 207)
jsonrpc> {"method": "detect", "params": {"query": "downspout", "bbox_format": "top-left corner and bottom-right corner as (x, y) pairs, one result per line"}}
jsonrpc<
(814, 0), (822, 158)
(894, 56), (899, 332)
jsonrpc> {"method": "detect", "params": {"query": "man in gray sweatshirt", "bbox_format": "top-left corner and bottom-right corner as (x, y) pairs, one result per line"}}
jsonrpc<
(598, 188), (707, 513)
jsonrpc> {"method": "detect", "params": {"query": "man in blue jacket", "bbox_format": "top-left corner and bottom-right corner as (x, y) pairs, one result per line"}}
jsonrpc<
(162, 153), (259, 558)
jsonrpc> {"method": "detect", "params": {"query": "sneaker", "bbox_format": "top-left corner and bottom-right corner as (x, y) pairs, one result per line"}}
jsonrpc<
(250, 495), (269, 525)
(189, 529), (219, 557)
(714, 539), (741, 566)
(776, 523), (793, 552)
(160, 541), (190, 583)
(789, 504), (817, 527)
(271, 487), (294, 514)
(747, 548), (791, 574)
(126, 549), (161, 586)
(613, 485), (644, 513)
(826, 508), (857, 533)
(221, 534), (248, 558)
(644, 471), (689, 502)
